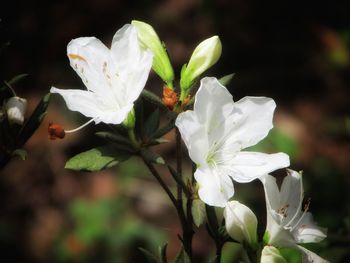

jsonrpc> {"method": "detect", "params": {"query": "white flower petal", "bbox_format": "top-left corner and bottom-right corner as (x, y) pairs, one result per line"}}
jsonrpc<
(111, 24), (141, 71)
(50, 87), (132, 124)
(195, 167), (234, 207)
(279, 169), (303, 225)
(293, 212), (327, 243)
(111, 24), (153, 103)
(175, 111), (209, 165)
(231, 96), (276, 148)
(261, 174), (281, 212)
(194, 78), (238, 148)
(297, 245), (329, 263)
(230, 152), (290, 183)
(67, 36), (111, 96)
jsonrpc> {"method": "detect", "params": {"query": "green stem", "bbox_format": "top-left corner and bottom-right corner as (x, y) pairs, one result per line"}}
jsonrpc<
(175, 127), (194, 259)
(127, 128), (140, 149)
(142, 158), (177, 209)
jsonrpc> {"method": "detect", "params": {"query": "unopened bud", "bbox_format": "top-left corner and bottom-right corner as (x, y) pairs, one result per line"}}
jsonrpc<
(224, 200), (258, 248)
(261, 246), (287, 263)
(132, 20), (174, 87)
(5, 96), (27, 125)
(180, 36), (222, 91)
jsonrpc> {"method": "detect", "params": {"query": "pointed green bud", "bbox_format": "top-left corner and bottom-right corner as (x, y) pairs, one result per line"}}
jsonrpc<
(180, 35), (222, 91)
(223, 201), (258, 249)
(261, 246), (287, 263)
(132, 20), (174, 88)
(5, 96), (27, 125)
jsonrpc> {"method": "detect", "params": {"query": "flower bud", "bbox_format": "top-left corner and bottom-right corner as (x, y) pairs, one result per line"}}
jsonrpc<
(180, 36), (222, 91)
(131, 20), (174, 87)
(5, 96), (27, 125)
(261, 246), (287, 263)
(224, 201), (258, 248)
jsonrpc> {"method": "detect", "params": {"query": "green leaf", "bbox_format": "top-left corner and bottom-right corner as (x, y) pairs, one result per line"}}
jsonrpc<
(206, 204), (219, 238)
(148, 138), (170, 146)
(172, 247), (190, 263)
(11, 149), (27, 160)
(150, 121), (175, 140)
(138, 247), (159, 263)
(65, 145), (131, 172)
(95, 131), (132, 147)
(279, 247), (302, 263)
(141, 89), (165, 109)
(218, 73), (235, 86)
(192, 199), (206, 227)
(7, 73), (29, 86)
(159, 243), (168, 263)
(144, 109), (160, 138)
(17, 93), (50, 146)
(140, 148), (165, 165)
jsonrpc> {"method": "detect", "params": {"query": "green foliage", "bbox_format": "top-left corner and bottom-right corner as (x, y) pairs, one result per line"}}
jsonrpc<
(17, 93), (50, 145)
(65, 145), (132, 172)
(218, 73), (235, 86)
(278, 247), (302, 263)
(191, 199), (206, 227)
(173, 247), (191, 263)
(144, 108), (160, 139)
(247, 128), (299, 160)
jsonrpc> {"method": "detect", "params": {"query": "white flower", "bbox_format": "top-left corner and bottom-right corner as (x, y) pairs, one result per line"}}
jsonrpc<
(175, 77), (290, 207)
(261, 169), (329, 263)
(5, 96), (27, 125)
(51, 24), (153, 125)
(224, 200), (258, 247)
(261, 246), (287, 263)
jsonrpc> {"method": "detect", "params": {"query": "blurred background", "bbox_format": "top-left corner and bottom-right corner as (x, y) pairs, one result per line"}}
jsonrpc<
(1, 0), (349, 262)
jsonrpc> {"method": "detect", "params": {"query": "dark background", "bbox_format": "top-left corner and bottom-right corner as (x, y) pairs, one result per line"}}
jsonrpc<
(1, 0), (349, 262)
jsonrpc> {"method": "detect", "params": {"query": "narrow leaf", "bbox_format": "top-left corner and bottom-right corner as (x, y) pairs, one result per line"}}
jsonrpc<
(192, 199), (206, 227)
(206, 204), (219, 239)
(173, 247), (190, 263)
(141, 89), (165, 109)
(138, 247), (159, 263)
(140, 148), (165, 165)
(17, 93), (50, 146)
(144, 109), (160, 138)
(65, 145), (131, 172)
(95, 131), (131, 146)
(159, 243), (168, 263)
(11, 149), (27, 160)
(7, 73), (29, 86)
(150, 121), (175, 140)
(218, 73), (235, 86)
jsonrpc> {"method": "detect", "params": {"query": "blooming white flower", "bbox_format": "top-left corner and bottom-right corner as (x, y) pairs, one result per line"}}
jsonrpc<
(5, 96), (27, 125)
(224, 200), (258, 247)
(261, 169), (328, 263)
(175, 77), (290, 207)
(261, 246), (287, 263)
(51, 24), (153, 125)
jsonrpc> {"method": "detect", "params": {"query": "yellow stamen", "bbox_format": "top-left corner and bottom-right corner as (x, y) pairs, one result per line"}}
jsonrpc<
(68, 53), (87, 62)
